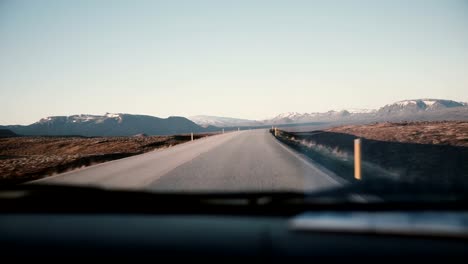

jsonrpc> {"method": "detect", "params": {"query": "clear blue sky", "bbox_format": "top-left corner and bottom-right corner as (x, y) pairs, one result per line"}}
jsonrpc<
(1, 0), (467, 125)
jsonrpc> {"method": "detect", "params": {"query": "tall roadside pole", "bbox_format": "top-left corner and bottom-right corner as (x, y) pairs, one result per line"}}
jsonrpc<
(354, 138), (362, 180)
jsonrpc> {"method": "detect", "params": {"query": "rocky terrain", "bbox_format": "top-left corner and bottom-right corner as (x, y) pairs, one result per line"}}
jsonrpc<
(0, 133), (213, 185)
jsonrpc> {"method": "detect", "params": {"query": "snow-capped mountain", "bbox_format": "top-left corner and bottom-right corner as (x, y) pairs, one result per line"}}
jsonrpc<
(189, 115), (262, 128)
(3, 113), (217, 136)
(37, 113), (124, 125)
(266, 109), (372, 124)
(377, 99), (466, 115)
(189, 99), (467, 127)
(340, 108), (377, 114)
(265, 99), (467, 124)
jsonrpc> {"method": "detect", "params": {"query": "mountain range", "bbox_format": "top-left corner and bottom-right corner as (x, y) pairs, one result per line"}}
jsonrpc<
(188, 115), (263, 128)
(1, 99), (466, 136)
(0, 113), (218, 137)
(190, 99), (468, 126)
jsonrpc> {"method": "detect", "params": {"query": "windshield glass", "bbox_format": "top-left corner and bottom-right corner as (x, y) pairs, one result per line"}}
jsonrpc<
(1, 0), (467, 202)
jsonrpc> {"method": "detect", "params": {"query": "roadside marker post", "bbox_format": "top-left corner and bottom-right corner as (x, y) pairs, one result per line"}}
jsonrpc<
(222, 129), (224, 134)
(191, 133), (194, 141)
(238, 127), (240, 131)
(354, 138), (362, 180)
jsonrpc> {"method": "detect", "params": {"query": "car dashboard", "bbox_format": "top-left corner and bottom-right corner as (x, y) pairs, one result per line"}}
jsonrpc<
(0, 186), (467, 259)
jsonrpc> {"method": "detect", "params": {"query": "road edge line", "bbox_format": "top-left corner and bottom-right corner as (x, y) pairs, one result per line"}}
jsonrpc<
(271, 133), (349, 185)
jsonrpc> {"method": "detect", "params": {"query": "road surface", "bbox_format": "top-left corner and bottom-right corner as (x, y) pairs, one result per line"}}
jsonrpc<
(35, 130), (342, 192)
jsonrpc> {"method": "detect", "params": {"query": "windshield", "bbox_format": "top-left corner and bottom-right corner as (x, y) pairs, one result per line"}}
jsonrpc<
(0, 0), (467, 202)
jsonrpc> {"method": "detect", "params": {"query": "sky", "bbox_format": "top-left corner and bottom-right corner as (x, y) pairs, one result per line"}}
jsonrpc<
(1, 0), (467, 125)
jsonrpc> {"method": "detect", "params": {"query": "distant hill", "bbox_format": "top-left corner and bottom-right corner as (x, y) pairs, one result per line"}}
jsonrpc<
(1, 113), (219, 137)
(0, 129), (18, 138)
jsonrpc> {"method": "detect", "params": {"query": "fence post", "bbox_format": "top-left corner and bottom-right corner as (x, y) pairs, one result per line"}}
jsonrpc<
(354, 138), (362, 180)
(191, 132), (193, 141)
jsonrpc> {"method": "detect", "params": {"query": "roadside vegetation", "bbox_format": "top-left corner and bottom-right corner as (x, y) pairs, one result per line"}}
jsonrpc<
(0, 133), (213, 185)
(272, 121), (468, 189)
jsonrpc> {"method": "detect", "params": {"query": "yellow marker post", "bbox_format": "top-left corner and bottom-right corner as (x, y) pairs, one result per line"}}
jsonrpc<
(354, 138), (362, 180)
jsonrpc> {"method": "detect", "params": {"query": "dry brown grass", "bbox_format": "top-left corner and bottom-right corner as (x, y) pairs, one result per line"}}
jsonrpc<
(327, 121), (468, 147)
(0, 134), (213, 184)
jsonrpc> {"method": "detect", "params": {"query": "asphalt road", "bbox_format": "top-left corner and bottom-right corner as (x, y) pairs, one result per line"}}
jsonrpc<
(35, 130), (342, 192)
